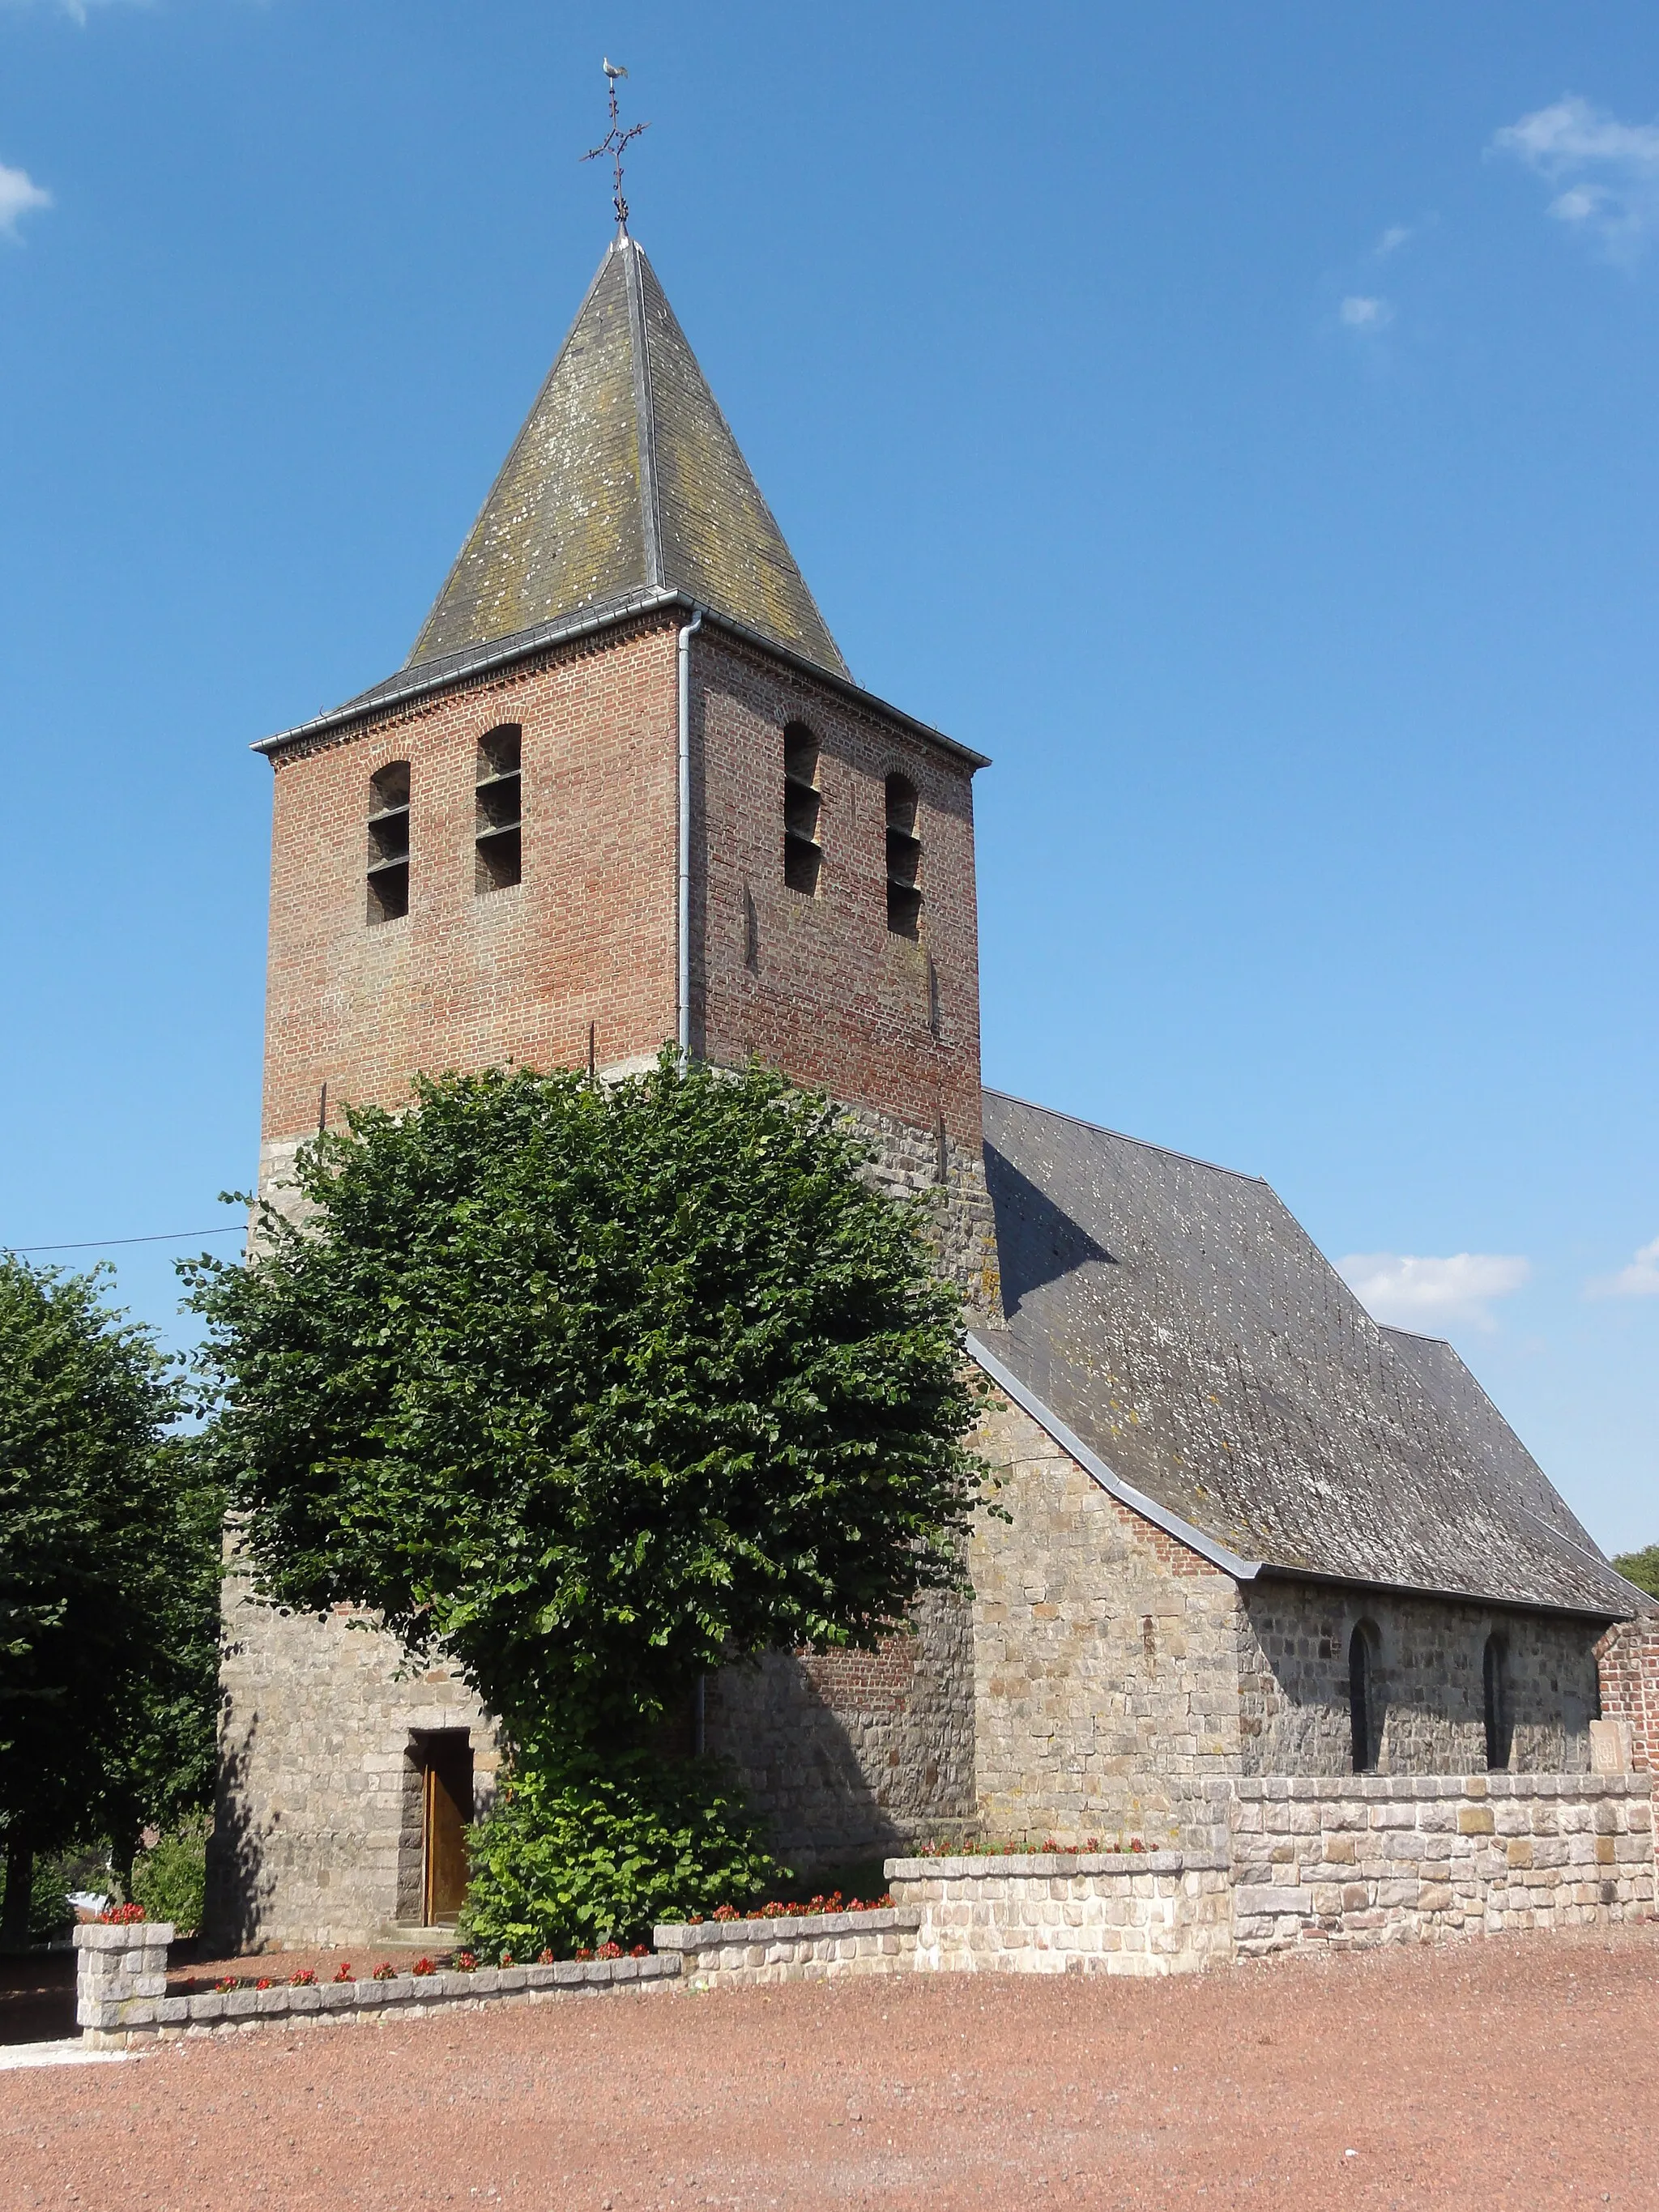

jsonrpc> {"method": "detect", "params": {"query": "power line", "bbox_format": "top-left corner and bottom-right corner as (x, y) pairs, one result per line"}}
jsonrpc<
(10, 1226), (247, 1255)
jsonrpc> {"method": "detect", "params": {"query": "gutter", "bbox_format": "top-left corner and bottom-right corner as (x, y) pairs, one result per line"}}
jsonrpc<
(676, 605), (703, 1055)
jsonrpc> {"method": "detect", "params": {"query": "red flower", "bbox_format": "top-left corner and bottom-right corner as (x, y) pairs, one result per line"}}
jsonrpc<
(333, 1963), (353, 1983)
(630, 1944), (650, 1958)
(96, 1903), (146, 1924)
(371, 1963), (397, 1981)
(499, 1951), (514, 1969)
(412, 1957), (437, 1976)
(255, 1977), (273, 1991)
(453, 1952), (477, 1972)
(289, 1969), (317, 1987)
(597, 1942), (622, 1961)
(538, 1948), (555, 1966)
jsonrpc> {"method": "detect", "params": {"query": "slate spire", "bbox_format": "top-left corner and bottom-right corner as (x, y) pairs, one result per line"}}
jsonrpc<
(407, 237), (849, 680)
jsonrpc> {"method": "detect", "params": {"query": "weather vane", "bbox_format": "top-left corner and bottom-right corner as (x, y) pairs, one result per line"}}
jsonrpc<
(583, 58), (650, 237)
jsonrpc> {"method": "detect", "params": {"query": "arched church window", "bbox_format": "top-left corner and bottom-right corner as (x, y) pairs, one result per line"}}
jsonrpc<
(1483, 1632), (1512, 1771)
(783, 722), (822, 896)
(476, 724), (522, 892)
(885, 773), (922, 937)
(367, 761), (411, 923)
(1349, 1622), (1379, 1774)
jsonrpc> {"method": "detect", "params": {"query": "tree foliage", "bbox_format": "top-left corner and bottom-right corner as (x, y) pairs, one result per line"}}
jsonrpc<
(0, 1257), (219, 1942)
(1612, 1547), (1659, 1600)
(185, 1055), (984, 1750)
(459, 1749), (783, 1959)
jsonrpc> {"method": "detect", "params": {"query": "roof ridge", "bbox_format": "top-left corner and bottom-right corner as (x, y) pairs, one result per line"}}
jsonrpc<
(981, 1085), (1267, 1185)
(621, 240), (664, 589)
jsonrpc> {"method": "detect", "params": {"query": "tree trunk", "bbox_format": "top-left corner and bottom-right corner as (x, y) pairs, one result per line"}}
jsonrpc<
(1, 1831), (32, 1951)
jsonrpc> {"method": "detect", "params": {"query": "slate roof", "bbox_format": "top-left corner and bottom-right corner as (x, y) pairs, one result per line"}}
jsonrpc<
(405, 237), (849, 680)
(976, 1089), (1637, 1618)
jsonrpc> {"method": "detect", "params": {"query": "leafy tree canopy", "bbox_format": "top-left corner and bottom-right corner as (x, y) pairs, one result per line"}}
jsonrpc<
(1611, 1547), (1659, 1600)
(0, 1257), (215, 1942)
(186, 1055), (984, 1752)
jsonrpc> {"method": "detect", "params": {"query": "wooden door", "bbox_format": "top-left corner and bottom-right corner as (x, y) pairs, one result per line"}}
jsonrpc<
(421, 1737), (474, 1925)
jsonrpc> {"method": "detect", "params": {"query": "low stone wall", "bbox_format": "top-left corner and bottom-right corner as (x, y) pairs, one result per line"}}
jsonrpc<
(887, 1852), (1235, 1977)
(75, 1925), (680, 2048)
(652, 1907), (921, 1989)
(1230, 1773), (1655, 1955)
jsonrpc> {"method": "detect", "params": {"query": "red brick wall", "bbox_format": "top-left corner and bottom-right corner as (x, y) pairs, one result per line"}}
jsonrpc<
(695, 629), (984, 1151)
(262, 617), (680, 1143)
(1597, 1617), (1659, 1771)
(262, 613), (987, 1158)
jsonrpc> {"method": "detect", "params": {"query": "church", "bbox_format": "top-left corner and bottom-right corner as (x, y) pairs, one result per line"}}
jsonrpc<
(211, 222), (1649, 1949)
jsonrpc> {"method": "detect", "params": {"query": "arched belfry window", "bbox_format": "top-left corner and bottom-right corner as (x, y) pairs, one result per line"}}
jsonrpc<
(1349, 1622), (1379, 1774)
(1482, 1632), (1512, 1771)
(476, 724), (522, 892)
(367, 761), (411, 923)
(885, 774), (921, 937)
(783, 723), (822, 896)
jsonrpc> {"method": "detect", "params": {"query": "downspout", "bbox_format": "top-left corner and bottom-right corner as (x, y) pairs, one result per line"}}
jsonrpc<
(676, 605), (704, 1056)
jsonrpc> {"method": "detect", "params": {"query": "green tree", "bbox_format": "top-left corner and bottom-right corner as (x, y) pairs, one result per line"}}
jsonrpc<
(0, 1259), (215, 1947)
(184, 1055), (984, 1755)
(1611, 1547), (1659, 1599)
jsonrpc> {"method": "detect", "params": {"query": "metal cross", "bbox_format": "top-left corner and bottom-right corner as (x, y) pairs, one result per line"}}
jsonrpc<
(583, 58), (650, 237)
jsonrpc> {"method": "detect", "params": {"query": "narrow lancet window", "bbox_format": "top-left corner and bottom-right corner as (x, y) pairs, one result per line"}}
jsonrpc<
(1349, 1623), (1377, 1773)
(367, 761), (411, 923)
(885, 773), (922, 936)
(1482, 1633), (1512, 1771)
(783, 722), (822, 896)
(476, 725), (522, 892)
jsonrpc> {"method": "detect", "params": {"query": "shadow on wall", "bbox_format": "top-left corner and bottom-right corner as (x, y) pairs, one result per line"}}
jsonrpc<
(983, 1143), (1113, 1319)
(706, 1606), (976, 1873)
(201, 1703), (268, 1955)
(1241, 1585), (1602, 1778)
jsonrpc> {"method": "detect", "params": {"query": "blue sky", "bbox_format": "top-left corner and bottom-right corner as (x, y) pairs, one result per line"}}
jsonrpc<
(1, 2), (1654, 1549)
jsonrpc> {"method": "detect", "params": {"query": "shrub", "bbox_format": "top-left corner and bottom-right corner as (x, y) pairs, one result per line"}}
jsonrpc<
(459, 1748), (786, 1959)
(130, 1816), (208, 1934)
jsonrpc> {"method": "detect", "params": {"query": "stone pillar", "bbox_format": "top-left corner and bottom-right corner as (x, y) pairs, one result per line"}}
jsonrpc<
(75, 1921), (174, 2045)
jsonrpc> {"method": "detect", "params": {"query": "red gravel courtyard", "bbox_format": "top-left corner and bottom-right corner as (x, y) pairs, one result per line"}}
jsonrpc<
(4, 1925), (1657, 2209)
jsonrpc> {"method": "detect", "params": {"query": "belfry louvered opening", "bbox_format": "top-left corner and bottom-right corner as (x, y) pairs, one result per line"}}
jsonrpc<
(476, 725), (522, 892)
(885, 774), (921, 937)
(783, 722), (822, 896)
(367, 761), (411, 923)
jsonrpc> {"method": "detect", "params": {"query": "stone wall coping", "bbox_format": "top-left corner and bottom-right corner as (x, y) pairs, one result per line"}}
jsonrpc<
(75, 1923), (175, 1952)
(1231, 1775), (1652, 1803)
(654, 1907), (919, 1950)
(885, 1852), (1212, 1880)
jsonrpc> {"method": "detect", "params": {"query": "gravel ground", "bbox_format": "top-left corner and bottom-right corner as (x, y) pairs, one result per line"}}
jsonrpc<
(4, 1925), (1657, 2209)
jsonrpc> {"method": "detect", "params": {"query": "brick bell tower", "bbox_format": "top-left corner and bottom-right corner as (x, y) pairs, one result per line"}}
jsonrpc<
(256, 232), (997, 1298)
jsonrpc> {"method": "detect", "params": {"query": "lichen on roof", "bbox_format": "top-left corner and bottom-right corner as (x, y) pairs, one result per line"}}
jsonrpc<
(405, 237), (847, 681)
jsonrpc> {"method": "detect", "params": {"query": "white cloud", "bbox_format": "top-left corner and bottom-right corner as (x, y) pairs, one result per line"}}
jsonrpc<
(1376, 224), (1412, 257)
(1340, 294), (1392, 330)
(0, 159), (51, 240)
(1337, 1251), (1533, 1331)
(1586, 1235), (1659, 1300)
(1492, 95), (1659, 258)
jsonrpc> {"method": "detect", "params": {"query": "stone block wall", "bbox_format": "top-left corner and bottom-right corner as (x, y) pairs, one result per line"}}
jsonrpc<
(968, 1387), (1243, 1852)
(654, 1906), (921, 1989)
(1229, 1773), (1654, 1954)
(1239, 1583), (1601, 1776)
(209, 1571), (499, 1950)
(75, 1922), (174, 2037)
(889, 1852), (1234, 1978)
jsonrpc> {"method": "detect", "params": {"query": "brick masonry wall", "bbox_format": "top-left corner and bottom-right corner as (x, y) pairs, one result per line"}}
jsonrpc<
(1229, 1773), (1655, 1954)
(694, 628), (984, 1155)
(263, 616), (682, 1148)
(208, 1567), (500, 1951)
(1239, 1583), (1601, 1777)
(969, 1387), (1246, 1852)
(703, 1588), (977, 1873)
(888, 1852), (1234, 1978)
(1596, 1616), (1659, 1771)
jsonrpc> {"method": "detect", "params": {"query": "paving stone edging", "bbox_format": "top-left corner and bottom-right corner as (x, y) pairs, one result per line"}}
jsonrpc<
(654, 1906), (921, 1988)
